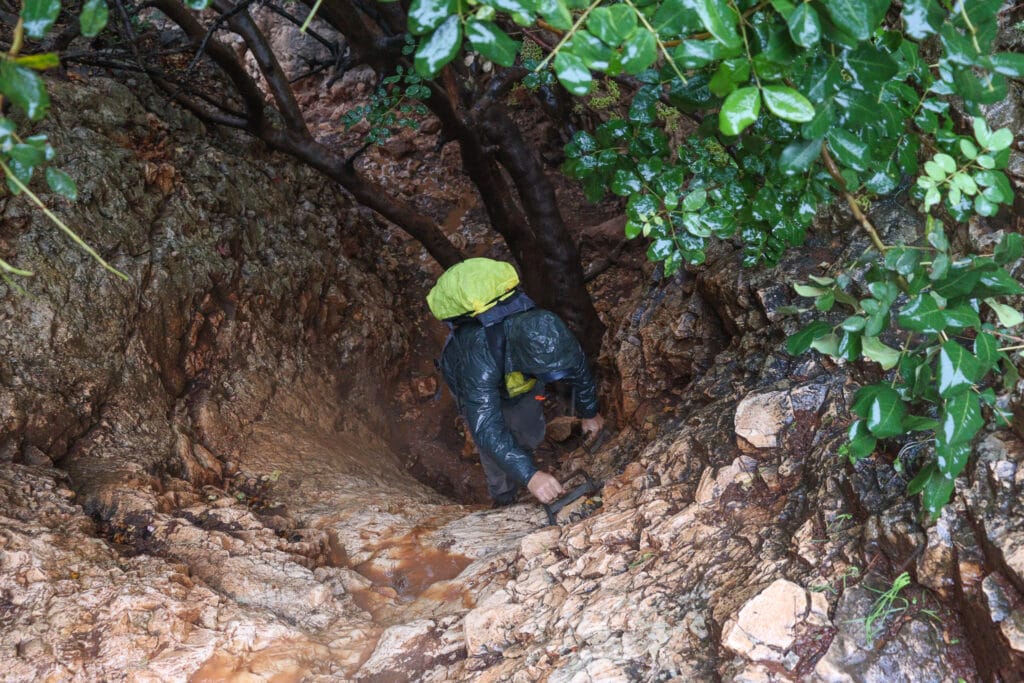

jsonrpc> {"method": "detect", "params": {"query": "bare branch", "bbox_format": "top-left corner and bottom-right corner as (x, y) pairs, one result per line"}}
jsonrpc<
(212, 0), (310, 137)
(185, 0), (260, 74)
(149, 0), (267, 128)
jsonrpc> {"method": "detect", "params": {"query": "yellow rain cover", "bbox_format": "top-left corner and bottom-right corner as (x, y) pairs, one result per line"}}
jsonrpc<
(427, 258), (520, 320)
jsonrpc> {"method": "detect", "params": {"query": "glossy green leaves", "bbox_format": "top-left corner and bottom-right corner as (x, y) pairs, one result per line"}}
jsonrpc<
(80, 0), (109, 38)
(466, 20), (519, 67)
(21, 0), (61, 39)
(719, 86), (759, 135)
(693, 0), (741, 49)
(408, 0), (458, 35)
(718, 84), (814, 135)
(824, 0), (889, 42)
(415, 15), (462, 77)
(0, 61), (49, 121)
(45, 166), (77, 199)
(762, 86), (815, 123)
(554, 52), (592, 95)
(787, 4), (821, 48)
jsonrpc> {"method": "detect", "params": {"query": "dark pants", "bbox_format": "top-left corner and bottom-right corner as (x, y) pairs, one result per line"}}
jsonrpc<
(481, 390), (546, 505)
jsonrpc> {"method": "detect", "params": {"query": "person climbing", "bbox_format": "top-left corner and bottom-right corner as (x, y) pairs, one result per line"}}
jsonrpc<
(428, 258), (604, 506)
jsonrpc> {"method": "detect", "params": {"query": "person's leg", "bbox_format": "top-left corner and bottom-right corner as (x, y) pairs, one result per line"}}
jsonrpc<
(502, 388), (547, 450)
(477, 389), (548, 506)
(478, 449), (520, 506)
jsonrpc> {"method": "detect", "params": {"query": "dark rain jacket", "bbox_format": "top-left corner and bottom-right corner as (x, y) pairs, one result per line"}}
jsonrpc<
(439, 309), (599, 486)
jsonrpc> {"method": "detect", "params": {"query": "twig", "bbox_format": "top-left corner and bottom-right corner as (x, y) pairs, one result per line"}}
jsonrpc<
(820, 142), (888, 253)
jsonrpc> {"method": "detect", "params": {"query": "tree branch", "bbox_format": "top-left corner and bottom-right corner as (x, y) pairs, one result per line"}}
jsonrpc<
(212, 0), (311, 137)
(820, 142), (888, 254)
(150, 0), (267, 129)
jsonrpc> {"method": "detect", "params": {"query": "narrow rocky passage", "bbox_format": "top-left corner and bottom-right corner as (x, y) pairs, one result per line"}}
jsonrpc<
(3, 70), (1024, 683)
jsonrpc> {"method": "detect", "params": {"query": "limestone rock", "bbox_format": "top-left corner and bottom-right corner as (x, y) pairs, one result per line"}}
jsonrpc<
(734, 383), (828, 449)
(723, 579), (828, 664)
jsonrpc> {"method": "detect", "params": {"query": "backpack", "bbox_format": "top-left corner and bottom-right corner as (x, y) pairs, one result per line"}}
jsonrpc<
(427, 259), (537, 399)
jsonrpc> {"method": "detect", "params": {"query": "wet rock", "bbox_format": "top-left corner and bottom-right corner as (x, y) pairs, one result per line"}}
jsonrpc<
(1003, 610), (1024, 653)
(916, 514), (956, 599)
(722, 579), (829, 664)
(463, 589), (528, 656)
(982, 573), (1017, 624)
(356, 617), (465, 680)
(813, 583), (969, 683)
(734, 383), (828, 449)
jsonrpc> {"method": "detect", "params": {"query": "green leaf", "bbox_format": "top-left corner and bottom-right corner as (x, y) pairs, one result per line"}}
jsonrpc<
(986, 299), (1024, 328)
(933, 264), (982, 298)
(844, 43), (899, 91)
(991, 52), (1024, 78)
(566, 30), (614, 70)
(827, 128), (869, 172)
(936, 439), (972, 481)
(693, 0), (741, 49)
(21, 0), (61, 39)
(989, 128), (1013, 152)
(847, 420), (877, 461)
(620, 30), (658, 75)
(862, 385), (906, 438)
(13, 53), (60, 70)
(414, 16), (462, 77)
(80, 0), (109, 37)
(974, 331), (998, 369)
(761, 85), (815, 123)
(787, 3), (821, 48)
(940, 392), (983, 446)
(709, 57), (750, 97)
(810, 332), (839, 356)
(903, 415), (939, 432)
(778, 137), (822, 174)
(842, 316), (866, 332)
(588, 5), (636, 47)
(0, 61), (50, 121)
(653, 0), (702, 34)
(907, 462), (936, 495)
(611, 169), (642, 196)
(975, 269), (1024, 297)
(794, 283), (826, 297)
(8, 143), (45, 167)
(885, 247), (921, 276)
(538, 0), (572, 30)
(824, 0), (888, 41)
(976, 171), (1014, 206)
(682, 188), (707, 212)
(897, 293), (946, 334)
(974, 195), (999, 217)
(994, 233), (1023, 266)
(837, 329), (862, 361)
(862, 336), (901, 370)
(936, 340), (981, 398)
(45, 166), (77, 200)
(553, 51), (593, 95)
(902, 0), (943, 40)
(719, 86), (760, 135)
(466, 20), (519, 67)
(943, 304), (980, 330)
(920, 467), (955, 517)
(786, 320), (831, 355)
(408, 0), (458, 35)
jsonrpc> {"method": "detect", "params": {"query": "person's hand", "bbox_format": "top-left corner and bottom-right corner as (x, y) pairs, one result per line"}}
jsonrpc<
(527, 471), (565, 504)
(580, 413), (605, 441)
